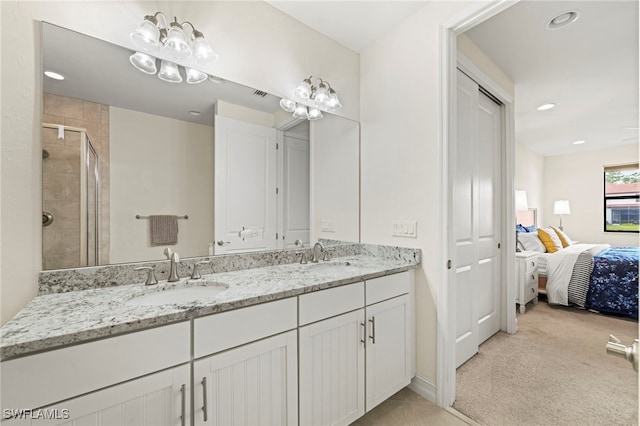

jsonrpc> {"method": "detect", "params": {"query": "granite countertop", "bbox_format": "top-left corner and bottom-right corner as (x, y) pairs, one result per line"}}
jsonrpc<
(0, 254), (417, 360)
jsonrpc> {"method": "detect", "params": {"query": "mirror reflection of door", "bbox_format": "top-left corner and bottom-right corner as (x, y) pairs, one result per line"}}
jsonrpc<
(42, 124), (99, 269)
(214, 115), (278, 254)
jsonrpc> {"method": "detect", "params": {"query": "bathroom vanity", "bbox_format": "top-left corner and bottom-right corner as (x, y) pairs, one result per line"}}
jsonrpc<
(0, 243), (418, 426)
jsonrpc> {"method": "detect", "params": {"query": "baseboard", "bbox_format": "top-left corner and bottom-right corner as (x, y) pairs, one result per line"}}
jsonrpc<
(408, 375), (437, 403)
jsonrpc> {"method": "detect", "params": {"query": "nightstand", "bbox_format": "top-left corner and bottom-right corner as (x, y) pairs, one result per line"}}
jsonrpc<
(516, 251), (539, 314)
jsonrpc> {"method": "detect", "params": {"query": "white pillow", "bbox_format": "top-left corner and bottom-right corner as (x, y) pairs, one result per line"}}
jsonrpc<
(518, 232), (546, 252)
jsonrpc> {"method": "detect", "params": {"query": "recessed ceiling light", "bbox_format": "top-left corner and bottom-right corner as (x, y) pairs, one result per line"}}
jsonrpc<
(44, 70), (65, 80)
(547, 10), (580, 30)
(189, 110), (202, 116)
(537, 103), (555, 111)
(572, 140), (586, 145)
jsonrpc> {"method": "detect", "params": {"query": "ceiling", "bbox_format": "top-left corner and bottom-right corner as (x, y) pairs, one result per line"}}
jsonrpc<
(266, 0), (639, 157)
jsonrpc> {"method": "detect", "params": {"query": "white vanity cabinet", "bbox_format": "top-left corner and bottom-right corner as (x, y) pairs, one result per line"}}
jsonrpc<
(192, 298), (298, 426)
(1, 322), (191, 426)
(298, 271), (415, 426)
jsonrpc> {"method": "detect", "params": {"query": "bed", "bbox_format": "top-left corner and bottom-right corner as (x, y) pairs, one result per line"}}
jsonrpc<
(516, 220), (639, 319)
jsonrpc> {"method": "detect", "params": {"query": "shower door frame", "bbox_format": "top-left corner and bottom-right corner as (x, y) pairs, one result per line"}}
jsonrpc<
(42, 123), (100, 268)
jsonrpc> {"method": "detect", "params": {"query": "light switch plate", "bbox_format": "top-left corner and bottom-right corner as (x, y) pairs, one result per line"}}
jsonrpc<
(392, 220), (417, 238)
(321, 220), (335, 232)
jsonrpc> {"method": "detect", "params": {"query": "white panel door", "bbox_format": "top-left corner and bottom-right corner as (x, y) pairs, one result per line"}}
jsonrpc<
(214, 115), (277, 254)
(299, 309), (365, 426)
(365, 295), (411, 412)
(193, 330), (298, 426)
(6, 364), (191, 426)
(454, 70), (502, 368)
(282, 132), (310, 249)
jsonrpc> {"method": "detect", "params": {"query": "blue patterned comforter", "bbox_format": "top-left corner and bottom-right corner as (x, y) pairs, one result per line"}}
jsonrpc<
(585, 246), (639, 318)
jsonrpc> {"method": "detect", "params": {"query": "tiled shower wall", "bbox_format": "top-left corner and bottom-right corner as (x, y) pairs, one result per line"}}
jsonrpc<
(42, 93), (110, 268)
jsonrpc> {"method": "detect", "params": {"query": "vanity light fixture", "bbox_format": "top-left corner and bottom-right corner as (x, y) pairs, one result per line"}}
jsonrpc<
(280, 76), (341, 120)
(130, 12), (217, 64)
(572, 140), (586, 145)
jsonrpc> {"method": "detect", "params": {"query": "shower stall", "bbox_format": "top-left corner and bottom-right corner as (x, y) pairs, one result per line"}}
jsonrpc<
(42, 123), (99, 269)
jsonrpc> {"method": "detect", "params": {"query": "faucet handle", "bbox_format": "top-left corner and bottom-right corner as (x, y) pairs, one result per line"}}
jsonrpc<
(191, 261), (209, 280)
(134, 266), (158, 285)
(295, 251), (308, 264)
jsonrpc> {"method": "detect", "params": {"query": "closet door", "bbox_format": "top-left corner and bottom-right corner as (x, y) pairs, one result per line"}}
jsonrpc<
(454, 69), (502, 368)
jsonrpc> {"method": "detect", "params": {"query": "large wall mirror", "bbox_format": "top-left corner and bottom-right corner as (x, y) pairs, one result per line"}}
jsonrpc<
(41, 22), (360, 270)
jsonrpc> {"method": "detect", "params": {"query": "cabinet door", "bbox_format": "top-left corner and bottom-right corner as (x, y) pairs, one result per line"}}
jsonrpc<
(193, 330), (298, 426)
(365, 295), (411, 411)
(298, 309), (365, 426)
(4, 364), (190, 426)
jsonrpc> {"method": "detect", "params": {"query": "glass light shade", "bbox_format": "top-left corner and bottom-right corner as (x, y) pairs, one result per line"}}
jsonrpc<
(192, 34), (218, 64)
(314, 83), (329, 106)
(326, 89), (342, 110)
(165, 23), (192, 59)
(157, 60), (182, 83)
(307, 107), (323, 120)
(130, 17), (160, 52)
(279, 98), (296, 113)
(292, 104), (309, 119)
(129, 52), (157, 74)
(294, 79), (313, 100)
(185, 67), (208, 84)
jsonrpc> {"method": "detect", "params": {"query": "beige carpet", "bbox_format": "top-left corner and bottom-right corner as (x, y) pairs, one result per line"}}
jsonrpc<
(453, 301), (639, 426)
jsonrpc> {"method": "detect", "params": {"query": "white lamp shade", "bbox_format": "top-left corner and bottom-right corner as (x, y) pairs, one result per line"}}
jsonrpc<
(185, 67), (207, 84)
(515, 190), (529, 211)
(129, 52), (157, 74)
(294, 79), (312, 100)
(157, 60), (182, 83)
(553, 200), (571, 215)
(314, 84), (329, 106)
(326, 90), (342, 110)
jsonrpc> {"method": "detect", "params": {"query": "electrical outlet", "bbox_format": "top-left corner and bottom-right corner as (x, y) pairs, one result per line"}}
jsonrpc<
(321, 220), (335, 232)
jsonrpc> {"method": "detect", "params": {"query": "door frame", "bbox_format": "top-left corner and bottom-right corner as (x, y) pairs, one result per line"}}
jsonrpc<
(437, 0), (520, 408)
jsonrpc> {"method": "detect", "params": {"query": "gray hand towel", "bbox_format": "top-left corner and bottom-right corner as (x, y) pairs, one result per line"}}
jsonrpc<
(149, 215), (178, 245)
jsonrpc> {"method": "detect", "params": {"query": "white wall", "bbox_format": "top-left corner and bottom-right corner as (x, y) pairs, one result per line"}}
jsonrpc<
(543, 144), (639, 246)
(311, 114), (360, 243)
(109, 107), (214, 263)
(0, 1), (359, 325)
(516, 142), (545, 224)
(360, 1), (484, 386)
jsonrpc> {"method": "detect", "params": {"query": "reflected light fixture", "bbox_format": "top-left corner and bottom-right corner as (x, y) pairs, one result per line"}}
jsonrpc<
(129, 11), (217, 85)
(44, 70), (65, 81)
(537, 103), (555, 111)
(280, 76), (341, 121)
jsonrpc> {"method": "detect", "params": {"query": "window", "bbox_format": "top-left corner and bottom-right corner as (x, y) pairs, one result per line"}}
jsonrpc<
(604, 164), (640, 233)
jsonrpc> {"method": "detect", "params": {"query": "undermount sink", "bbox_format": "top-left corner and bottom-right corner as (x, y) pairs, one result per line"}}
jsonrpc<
(308, 261), (352, 272)
(127, 282), (228, 306)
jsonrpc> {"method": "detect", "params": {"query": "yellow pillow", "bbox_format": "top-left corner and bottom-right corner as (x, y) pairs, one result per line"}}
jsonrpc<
(538, 227), (563, 253)
(551, 226), (573, 248)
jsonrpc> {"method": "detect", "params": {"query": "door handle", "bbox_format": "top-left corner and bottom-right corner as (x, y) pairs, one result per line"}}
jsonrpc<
(216, 240), (230, 246)
(180, 384), (186, 426)
(606, 335), (639, 371)
(201, 376), (208, 422)
(368, 317), (376, 344)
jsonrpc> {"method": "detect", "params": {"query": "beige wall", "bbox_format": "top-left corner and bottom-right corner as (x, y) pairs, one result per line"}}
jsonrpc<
(543, 144), (639, 246)
(109, 107), (214, 263)
(516, 143), (545, 225)
(360, 1), (492, 386)
(0, 1), (359, 325)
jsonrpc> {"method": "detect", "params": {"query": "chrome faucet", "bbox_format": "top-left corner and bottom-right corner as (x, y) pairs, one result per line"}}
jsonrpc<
(164, 248), (180, 282)
(311, 241), (326, 263)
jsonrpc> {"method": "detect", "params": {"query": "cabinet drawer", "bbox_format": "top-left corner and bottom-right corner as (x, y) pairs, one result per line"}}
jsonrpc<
(366, 271), (411, 305)
(1, 321), (190, 410)
(524, 256), (538, 274)
(299, 282), (364, 326)
(524, 280), (538, 303)
(525, 270), (538, 287)
(194, 297), (297, 358)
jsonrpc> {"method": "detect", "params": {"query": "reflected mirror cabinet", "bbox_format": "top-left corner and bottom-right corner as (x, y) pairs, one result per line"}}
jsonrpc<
(40, 22), (360, 271)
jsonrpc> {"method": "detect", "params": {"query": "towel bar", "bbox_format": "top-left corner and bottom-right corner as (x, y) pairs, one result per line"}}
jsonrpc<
(136, 215), (189, 219)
